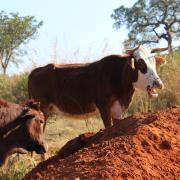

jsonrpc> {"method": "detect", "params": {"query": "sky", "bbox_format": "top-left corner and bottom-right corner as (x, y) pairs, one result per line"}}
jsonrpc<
(1, 0), (136, 74)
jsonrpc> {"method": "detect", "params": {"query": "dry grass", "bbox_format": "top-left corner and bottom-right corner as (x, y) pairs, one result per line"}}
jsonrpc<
(45, 114), (104, 153)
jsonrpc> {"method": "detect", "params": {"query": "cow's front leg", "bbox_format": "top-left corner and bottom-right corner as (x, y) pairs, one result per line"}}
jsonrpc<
(97, 103), (111, 128)
(112, 118), (122, 125)
(110, 100), (124, 125)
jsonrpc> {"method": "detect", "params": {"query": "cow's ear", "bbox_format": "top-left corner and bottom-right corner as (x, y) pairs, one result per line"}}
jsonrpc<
(21, 113), (35, 122)
(23, 114), (35, 120)
(155, 56), (166, 66)
(21, 108), (35, 120)
(128, 58), (135, 70)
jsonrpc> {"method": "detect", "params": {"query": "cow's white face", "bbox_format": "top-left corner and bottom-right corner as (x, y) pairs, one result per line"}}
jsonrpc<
(132, 45), (164, 98)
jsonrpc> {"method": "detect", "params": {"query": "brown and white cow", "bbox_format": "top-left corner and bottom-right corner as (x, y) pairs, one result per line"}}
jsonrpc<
(28, 45), (167, 128)
(0, 99), (47, 166)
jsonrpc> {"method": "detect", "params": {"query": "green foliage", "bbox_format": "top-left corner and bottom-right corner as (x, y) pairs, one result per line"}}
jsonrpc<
(0, 11), (43, 74)
(111, 0), (180, 51)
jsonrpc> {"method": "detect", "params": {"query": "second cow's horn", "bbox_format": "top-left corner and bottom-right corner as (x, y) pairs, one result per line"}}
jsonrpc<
(151, 47), (168, 53)
(126, 45), (140, 55)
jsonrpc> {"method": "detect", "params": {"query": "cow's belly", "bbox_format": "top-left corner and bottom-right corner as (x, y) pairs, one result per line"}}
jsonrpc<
(47, 103), (98, 118)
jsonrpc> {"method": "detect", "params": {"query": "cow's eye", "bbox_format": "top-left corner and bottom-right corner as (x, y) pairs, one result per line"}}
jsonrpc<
(137, 59), (147, 74)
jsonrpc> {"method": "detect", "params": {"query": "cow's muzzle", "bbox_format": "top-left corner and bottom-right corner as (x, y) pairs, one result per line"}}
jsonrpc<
(147, 79), (164, 98)
(153, 78), (164, 89)
(35, 142), (48, 154)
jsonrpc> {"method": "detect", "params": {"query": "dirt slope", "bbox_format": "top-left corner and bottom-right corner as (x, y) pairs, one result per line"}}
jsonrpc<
(24, 106), (180, 180)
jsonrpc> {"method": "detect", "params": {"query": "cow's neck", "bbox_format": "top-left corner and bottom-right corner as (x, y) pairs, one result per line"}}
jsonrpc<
(118, 61), (137, 108)
(0, 106), (23, 135)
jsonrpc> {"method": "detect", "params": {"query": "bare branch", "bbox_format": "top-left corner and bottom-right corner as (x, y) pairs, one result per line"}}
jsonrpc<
(171, 29), (180, 33)
(168, 8), (178, 28)
(161, 6), (168, 24)
(141, 39), (159, 44)
(153, 28), (161, 39)
(160, 34), (168, 41)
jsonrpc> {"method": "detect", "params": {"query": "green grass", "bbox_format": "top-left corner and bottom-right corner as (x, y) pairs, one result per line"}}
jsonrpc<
(0, 51), (179, 179)
(0, 155), (37, 180)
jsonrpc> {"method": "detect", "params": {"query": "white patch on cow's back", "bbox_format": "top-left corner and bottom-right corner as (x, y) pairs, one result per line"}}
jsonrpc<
(110, 101), (124, 119)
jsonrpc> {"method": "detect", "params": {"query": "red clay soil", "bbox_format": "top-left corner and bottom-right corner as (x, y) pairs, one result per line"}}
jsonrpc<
(24, 106), (180, 180)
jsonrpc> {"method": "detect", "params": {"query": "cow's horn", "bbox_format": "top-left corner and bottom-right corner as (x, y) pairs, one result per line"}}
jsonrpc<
(151, 47), (168, 53)
(126, 45), (140, 55)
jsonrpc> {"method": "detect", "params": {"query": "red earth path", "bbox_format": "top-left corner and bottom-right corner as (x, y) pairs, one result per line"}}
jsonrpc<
(24, 106), (180, 180)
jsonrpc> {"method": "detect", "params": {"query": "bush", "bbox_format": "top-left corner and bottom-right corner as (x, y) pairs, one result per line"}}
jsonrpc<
(0, 73), (28, 103)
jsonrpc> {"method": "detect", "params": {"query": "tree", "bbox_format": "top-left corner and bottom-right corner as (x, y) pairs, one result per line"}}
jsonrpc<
(111, 0), (180, 53)
(0, 11), (43, 74)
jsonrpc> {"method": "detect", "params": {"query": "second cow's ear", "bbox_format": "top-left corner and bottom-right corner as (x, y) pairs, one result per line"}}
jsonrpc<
(155, 56), (166, 66)
(21, 112), (35, 121)
(26, 100), (40, 111)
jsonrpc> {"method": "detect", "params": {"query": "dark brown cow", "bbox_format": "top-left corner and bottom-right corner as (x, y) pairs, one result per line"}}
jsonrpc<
(0, 99), (47, 166)
(28, 45), (167, 128)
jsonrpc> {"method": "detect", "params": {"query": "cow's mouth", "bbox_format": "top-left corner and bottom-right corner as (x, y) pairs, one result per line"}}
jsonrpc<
(35, 147), (46, 154)
(35, 143), (48, 154)
(147, 86), (158, 98)
(27, 143), (47, 154)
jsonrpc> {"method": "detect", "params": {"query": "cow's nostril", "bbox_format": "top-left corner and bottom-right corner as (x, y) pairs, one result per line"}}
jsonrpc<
(44, 143), (48, 152)
(159, 83), (164, 89)
(41, 142), (48, 153)
(153, 80), (164, 89)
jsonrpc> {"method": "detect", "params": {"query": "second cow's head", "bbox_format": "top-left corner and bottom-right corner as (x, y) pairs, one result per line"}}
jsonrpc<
(126, 45), (167, 98)
(18, 100), (47, 154)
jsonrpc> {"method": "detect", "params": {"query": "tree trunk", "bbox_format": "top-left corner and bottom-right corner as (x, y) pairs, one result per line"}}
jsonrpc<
(166, 30), (173, 53)
(2, 67), (7, 75)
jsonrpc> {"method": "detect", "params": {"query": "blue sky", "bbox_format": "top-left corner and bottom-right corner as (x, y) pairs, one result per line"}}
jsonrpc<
(1, 0), (136, 73)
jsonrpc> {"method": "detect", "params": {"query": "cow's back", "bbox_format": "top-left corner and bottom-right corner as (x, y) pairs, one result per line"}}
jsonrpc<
(0, 99), (23, 129)
(28, 63), (99, 114)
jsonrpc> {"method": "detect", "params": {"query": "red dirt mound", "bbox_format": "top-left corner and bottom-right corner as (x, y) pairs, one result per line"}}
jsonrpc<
(58, 132), (95, 159)
(24, 107), (180, 180)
